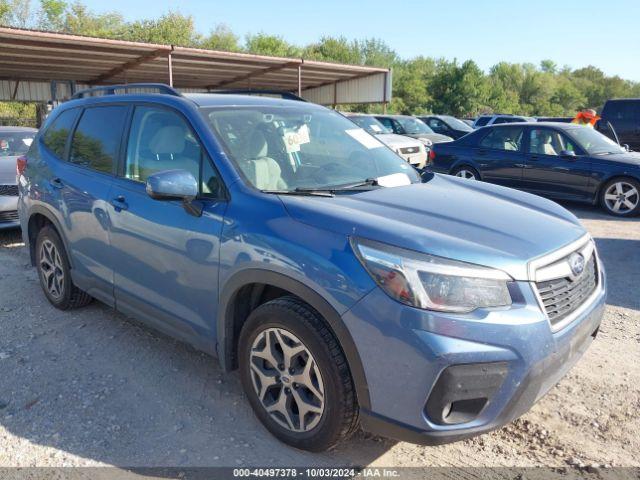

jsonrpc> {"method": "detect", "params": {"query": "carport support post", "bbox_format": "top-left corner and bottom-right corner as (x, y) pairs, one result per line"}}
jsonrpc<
(297, 65), (302, 97)
(167, 50), (174, 87)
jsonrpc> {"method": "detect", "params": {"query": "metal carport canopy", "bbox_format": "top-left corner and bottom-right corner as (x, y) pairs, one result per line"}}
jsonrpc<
(0, 27), (391, 105)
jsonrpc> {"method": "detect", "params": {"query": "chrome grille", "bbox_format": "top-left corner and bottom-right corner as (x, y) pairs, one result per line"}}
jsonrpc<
(0, 185), (18, 196)
(535, 253), (597, 327)
(0, 210), (19, 223)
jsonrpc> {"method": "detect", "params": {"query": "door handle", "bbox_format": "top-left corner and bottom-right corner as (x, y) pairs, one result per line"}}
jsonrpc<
(110, 195), (129, 212)
(50, 178), (64, 189)
(528, 155), (539, 161)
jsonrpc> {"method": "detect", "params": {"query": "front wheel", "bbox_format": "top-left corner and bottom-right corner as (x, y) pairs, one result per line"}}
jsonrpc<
(451, 166), (480, 180)
(238, 296), (358, 451)
(600, 178), (640, 216)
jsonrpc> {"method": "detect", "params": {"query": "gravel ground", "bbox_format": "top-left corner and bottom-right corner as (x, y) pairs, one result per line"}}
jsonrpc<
(0, 203), (638, 474)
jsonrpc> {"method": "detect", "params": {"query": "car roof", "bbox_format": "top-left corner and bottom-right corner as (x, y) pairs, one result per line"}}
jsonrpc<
(481, 121), (579, 129)
(0, 126), (38, 132)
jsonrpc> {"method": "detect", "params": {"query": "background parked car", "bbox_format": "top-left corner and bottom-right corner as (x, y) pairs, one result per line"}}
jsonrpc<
(473, 114), (537, 128)
(0, 126), (37, 229)
(374, 114), (453, 145)
(597, 98), (640, 151)
(344, 113), (428, 168)
(536, 117), (573, 123)
(429, 122), (640, 216)
(417, 114), (474, 140)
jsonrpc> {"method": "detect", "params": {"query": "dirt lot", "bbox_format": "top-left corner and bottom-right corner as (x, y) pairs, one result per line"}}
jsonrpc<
(0, 203), (638, 474)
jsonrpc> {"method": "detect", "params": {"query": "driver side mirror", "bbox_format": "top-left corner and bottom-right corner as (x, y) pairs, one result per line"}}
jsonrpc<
(560, 150), (577, 158)
(146, 169), (203, 217)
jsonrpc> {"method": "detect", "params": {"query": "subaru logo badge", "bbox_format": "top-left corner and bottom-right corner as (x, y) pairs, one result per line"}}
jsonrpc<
(569, 253), (585, 277)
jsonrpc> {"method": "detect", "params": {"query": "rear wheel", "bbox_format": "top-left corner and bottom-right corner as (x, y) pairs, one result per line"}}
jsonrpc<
(238, 296), (358, 451)
(600, 178), (640, 216)
(451, 166), (480, 180)
(35, 226), (92, 310)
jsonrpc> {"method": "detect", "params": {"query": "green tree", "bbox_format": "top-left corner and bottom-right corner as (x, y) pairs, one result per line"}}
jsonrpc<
(201, 24), (240, 51)
(429, 59), (488, 116)
(245, 32), (301, 57)
(126, 11), (199, 45)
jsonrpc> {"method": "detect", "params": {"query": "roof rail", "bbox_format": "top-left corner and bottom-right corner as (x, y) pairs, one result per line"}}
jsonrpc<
(211, 89), (307, 102)
(71, 83), (182, 100)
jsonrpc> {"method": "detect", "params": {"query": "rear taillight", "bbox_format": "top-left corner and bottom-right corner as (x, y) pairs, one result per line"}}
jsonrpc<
(429, 149), (436, 161)
(16, 155), (27, 176)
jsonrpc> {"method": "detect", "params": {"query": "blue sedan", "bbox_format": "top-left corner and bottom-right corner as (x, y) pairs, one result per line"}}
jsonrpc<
(429, 122), (640, 216)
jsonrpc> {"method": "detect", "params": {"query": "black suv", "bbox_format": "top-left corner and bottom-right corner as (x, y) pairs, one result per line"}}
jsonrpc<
(597, 99), (640, 151)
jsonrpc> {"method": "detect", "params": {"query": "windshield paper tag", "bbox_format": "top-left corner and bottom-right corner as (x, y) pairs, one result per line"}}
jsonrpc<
(283, 124), (310, 153)
(376, 173), (412, 187)
(346, 128), (384, 149)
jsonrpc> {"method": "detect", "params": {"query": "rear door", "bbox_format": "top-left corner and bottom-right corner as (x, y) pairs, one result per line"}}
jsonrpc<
(521, 127), (593, 200)
(473, 126), (525, 187)
(41, 105), (128, 306)
(109, 104), (227, 343)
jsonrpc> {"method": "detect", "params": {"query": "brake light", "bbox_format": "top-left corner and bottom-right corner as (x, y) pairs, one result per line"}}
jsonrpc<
(429, 149), (436, 161)
(16, 155), (28, 176)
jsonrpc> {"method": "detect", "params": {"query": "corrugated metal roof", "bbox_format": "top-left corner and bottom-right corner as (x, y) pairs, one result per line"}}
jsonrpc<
(0, 27), (391, 105)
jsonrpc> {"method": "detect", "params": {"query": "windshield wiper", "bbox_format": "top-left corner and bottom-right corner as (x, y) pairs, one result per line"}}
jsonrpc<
(261, 189), (334, 197)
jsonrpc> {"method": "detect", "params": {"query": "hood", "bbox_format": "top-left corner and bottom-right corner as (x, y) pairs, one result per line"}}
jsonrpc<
(591, 151), (640, 166)
(376, 133), (423, 149)
(279, 174), (586, 281)
(0, 155), (18, 185)
(405, 133), (454, 143)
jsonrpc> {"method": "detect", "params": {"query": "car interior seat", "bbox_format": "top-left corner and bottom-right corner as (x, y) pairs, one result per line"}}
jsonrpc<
(237, 130), (287, 191)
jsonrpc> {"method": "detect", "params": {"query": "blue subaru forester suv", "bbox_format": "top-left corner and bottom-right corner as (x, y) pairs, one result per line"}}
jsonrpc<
(18, 84), (606, 451)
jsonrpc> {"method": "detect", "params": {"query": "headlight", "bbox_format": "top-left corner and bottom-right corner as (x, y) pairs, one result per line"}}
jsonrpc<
(351, 238), (512, 313)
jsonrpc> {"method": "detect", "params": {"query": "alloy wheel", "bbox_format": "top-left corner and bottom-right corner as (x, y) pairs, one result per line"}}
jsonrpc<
(455, 169), (477, 180)
(39, 239), (65, 300)
(604, 181), (639, 214)
(249, 327), (325, 433)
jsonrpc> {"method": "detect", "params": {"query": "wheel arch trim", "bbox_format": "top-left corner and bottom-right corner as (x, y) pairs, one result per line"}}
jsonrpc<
(26, 205), (73, 268)
(217, 268), (371, 410)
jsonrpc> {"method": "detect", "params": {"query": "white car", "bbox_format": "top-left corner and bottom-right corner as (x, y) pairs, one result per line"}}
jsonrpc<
(1, 126), (37, 229)
(344, 113), (429, 168)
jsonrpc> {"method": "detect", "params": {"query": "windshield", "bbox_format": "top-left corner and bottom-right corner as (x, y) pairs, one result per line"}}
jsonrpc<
(201, 106), (420, 192)
(569, 126), (625, 155)
(396, 117), (433, 135)
(0, 131), (35, 157)
(347, 115), (392, 135)
(441, 115), (473, 132)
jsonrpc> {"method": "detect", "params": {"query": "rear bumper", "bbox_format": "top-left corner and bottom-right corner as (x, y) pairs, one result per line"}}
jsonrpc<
(343, 276), (605, 445)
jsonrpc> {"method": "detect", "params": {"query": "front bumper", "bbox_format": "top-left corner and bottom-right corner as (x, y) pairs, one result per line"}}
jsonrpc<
(0, 195), (19, 229)
(342, 275), (605, 445)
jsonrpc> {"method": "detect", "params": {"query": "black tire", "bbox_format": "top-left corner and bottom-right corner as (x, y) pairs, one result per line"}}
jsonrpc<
(238, 296), (358, 451)
(599, 177), (640, 217)
(451, 165), (480, 180)
(35, 225), (92, 310)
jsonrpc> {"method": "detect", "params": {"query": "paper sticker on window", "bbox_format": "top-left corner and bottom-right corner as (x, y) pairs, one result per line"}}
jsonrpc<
(283, 124), (310, 153)
(345, 128), (384, 149)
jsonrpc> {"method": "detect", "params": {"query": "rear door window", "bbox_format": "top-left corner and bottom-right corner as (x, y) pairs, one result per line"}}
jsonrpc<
(480, 127), (524, 151)
(70, 106), (128, 174)
(474, 116), (491, 127)
(42, 109), (79, 159)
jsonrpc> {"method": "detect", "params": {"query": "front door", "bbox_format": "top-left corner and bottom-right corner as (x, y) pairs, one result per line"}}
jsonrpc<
(108, 105), (227, 343)
(474, 126), (525, 188)
(521, 127), (593, 200)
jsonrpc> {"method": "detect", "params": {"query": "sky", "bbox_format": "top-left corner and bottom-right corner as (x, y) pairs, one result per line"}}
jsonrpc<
(80, 0), (640, 81)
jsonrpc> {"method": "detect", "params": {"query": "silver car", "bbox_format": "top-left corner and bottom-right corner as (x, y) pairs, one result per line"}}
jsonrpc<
(1, 126), (37, 229)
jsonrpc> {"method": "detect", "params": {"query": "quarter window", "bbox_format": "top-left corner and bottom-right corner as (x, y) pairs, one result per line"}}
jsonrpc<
(70, 106), (128, 173)
(42, 109), (79, 159)
(479, 127), (524, 151)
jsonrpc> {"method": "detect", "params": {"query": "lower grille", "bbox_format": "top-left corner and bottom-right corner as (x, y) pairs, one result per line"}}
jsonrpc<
(0, 210), (19, 223)
(0, 185), (18, 196)
(535, 254), (597, 327)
